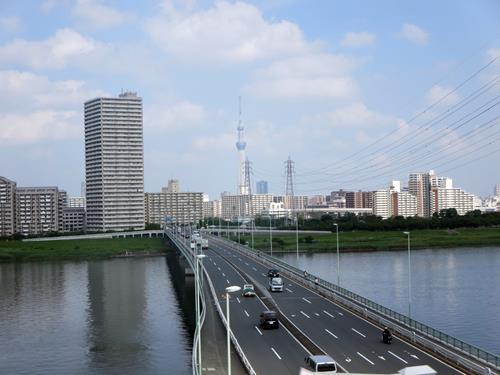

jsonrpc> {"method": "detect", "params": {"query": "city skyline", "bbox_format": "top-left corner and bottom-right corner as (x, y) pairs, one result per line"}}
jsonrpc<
(0, 1), (499, 199)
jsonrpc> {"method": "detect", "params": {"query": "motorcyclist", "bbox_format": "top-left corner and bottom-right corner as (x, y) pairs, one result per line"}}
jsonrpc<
(382, 327), (392, 343)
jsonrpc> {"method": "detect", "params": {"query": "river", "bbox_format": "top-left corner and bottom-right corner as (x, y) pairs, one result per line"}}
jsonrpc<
(277, 246), (500, 356)
(0, 255), (193, 374)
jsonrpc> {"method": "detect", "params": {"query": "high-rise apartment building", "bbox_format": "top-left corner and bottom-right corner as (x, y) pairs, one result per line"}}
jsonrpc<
(495, 184), (500, 197)
(431, 187), (474, 216)
(15, 187), (66, 236)
(84, 92), (144, 232)
(391, 191), (417, 217)
(68, 196), (86, 208)
(345, 191), (373, 209)
(162, 179), (180, 193)
(408, 172), (431, 217)
(0, 176), (16, 237)
(372, 190), (392, 219)
(256, 180), (268, 194)
(203, 200), (222, 218)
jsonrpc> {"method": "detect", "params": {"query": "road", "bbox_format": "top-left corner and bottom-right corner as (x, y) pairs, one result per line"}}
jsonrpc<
(206, 235), (464, 375)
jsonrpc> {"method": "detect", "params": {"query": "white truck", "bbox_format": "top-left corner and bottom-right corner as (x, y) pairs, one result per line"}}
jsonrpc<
(269, 277), (284, 292)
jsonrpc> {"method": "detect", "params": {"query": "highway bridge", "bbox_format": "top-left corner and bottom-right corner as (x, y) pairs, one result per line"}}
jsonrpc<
(166, 229), (499, 375)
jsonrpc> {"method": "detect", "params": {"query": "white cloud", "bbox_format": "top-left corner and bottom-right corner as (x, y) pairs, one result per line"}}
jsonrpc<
(425, 85), (459, 106)
(340, 31), (376, 48)
(145, 0), (312, 63)
(146, 101), (207, 131)
(0, 70), (106, 110)
(398, 23), (429, 45)
(307, 102), (400, 128)
(0, 111), (81, 144)
(73, 0), (133, 28)
(0, 16), (20, 32)
(0, 28), (99, 69)
(244, 53), (359, 98)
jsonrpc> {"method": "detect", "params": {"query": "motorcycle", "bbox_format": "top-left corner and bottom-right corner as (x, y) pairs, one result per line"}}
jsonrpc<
(382, 331), (393, 344)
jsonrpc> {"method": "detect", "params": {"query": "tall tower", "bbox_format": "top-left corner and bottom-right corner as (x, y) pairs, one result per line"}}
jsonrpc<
(284, 156), (295, 210)
(85, 91), (145, 232)
(235, 96), (248, 195)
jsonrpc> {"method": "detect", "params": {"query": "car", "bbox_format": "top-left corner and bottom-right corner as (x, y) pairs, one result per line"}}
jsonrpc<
(267, 269), (279, 278)
(304, 355), (337, 373)
(259, 310), (279, 329)
(242, 284), (256, 297)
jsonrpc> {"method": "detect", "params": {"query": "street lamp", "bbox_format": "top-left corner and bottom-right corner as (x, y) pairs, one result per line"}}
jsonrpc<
(403, 231), (411, 319)
(195, 253), (206, 374)
(225, 285), (241, 375)
(333, 223), (340, 287)
(295, 213), (299, 261)
(269, 213), (273, 256)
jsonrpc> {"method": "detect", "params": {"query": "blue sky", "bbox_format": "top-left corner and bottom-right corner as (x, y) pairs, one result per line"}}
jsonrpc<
(0, 0), (499, 199)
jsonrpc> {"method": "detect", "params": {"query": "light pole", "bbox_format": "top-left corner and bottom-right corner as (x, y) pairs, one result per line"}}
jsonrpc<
(403, 231), (411, 319)
(269, 213), (273, 256)
(195, 253), (206, 373)
(295, 213), (299, 261)
(225, 285), (241, 375)
(333, 223), (340, 287)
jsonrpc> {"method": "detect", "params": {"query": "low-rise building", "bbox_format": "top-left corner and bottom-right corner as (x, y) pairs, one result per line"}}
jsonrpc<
(63, 207), (86, 232)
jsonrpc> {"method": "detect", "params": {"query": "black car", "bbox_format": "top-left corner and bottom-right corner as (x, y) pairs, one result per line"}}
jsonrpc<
(267, 269), (279, 278)
(260, 310), (279, 329)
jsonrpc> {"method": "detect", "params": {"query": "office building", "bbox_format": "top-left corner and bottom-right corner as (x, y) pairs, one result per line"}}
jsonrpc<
(256, 180), (268, 194)
(0, 176), (16, 237)
(85, 92), (144, 232)
(408, 172), (431, 217)
(15, 187), (66, 236)
(145, 192), (203, 225)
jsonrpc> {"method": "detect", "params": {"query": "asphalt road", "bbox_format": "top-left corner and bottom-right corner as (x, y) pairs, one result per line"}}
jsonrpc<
(207, 235), (465, 375)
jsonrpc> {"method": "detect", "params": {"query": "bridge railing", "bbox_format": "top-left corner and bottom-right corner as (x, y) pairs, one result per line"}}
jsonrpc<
(213, 235), (499, 373)
(166, 230), (256, 375)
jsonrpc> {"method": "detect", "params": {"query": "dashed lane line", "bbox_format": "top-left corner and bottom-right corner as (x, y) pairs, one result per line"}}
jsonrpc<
(302, 297), (312, 304)
(323, 310), (335, 318)
(388, 351), (408, 364)
(271, 348), (282, 360)
(352, 328), (366, 338)
(325, 329), (338, 339)
(226, 279), (230, 284)
(357, 352), (374, 365)
(300, 310), (311, 319)
(244, 310), (249, 317)
(255, 326), (263, 336)
(285, 288), (293, 293)
(236, 297), (240, 304)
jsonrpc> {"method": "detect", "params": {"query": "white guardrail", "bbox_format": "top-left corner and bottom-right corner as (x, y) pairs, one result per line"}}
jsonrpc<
(166, 230), (257, 375)
(212, 235), (499, 375)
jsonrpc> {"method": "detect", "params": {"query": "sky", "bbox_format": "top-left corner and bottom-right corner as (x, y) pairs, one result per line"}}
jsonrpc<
(0, 0), (499, 199)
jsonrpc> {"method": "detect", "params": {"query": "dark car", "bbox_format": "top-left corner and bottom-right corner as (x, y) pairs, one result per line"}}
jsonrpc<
(267, 269), (279, 278)
(260, 310), (279, 329)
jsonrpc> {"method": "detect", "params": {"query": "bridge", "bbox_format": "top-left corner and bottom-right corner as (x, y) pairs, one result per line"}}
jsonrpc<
(165, 228), (499, 375)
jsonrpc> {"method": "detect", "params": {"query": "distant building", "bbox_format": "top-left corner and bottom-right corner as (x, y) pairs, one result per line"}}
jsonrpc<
(495, 184), (500, 197)
(15, 186), (66, 236)
(203, 200), (222, 218)
(345, 191), (373, 209)
(85, 91), (144, 232)
(308, 195), (328, 207)
(372, 190), (392, 219)
(68, 196), (86, 208)
(63, 207), (86, 233)
(256, 180), (268, 194)
(431, 187), (474, 216)
(409, 172), (431, 217)
(162, 179), (180, 194)
(145, 192), (203, 225)
(329, 190), (346, 208)
(221, 194), (273, 219)
(391, 191), (417, 217)
(430, 171), (453, 189)
(0, 176), (16, 237)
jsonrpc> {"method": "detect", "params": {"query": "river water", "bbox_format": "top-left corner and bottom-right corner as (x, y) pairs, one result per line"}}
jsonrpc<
(278, 246), (500, 356)
(0, 255), (193, 374)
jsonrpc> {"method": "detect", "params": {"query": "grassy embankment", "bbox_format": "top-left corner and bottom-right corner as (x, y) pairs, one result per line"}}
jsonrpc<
(234, 227), (500, 253)
(0, 237), (168, 262)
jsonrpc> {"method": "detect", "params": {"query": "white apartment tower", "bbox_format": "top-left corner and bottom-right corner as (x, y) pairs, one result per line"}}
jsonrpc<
(408, 172), (431, 217)
(85, 92), (144, 232)
(0, 176), (16, 236)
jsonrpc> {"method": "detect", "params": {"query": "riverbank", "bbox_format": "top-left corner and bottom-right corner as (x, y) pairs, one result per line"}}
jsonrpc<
(0, 237), (168, 262)
(236, 227), (500, 252)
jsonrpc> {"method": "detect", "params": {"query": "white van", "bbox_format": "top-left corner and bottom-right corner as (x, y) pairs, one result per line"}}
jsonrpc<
(269, 277), (284, 292)
(304, 355), (337, 373)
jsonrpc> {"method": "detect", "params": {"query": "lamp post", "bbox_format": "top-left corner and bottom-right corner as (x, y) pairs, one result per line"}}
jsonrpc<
(195, 253), (206, 374)
(403, 231), (411, 319)
(269, 213), (273, 256)
(333, 223), (340, 287)
(225, 285), (241, 375)
(295, 213), (299, 261)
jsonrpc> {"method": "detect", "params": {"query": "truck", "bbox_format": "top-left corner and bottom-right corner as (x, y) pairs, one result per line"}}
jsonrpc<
(269, 277), (284, 292)
(201, 238), (208, 249)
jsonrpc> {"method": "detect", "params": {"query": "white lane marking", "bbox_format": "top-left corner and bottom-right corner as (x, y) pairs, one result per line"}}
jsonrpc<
(239, 258), (242, 261)
(302, 297), (312, 304)
(300, 310), (311, 319)
(252, 267), (257, 271)
(410, 354), (419, 359)
(222, 272), (226, 277)
(325, 329), (338, 339)
(244, 310), (249, 317)
(217, 267), (221, 271)
(214, 262), (217, 265)
(285, 288), (293, 293)
(351, 328), (366, 338)
(226, 279), (230, 284)
(378, 356), (386, 361)
(357, 352), (374, 365)
(245, 262), (249, 266)
(271, 347), (282, 360)
(337, 311), (344, 316)
(261, 273), (267, 277)
(255, 326), (263, 336)
(314, 313), (320, 317)
(236, 297), (240, 304)
(388, 351), (408, 364)
(323, 310), (335, 318)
